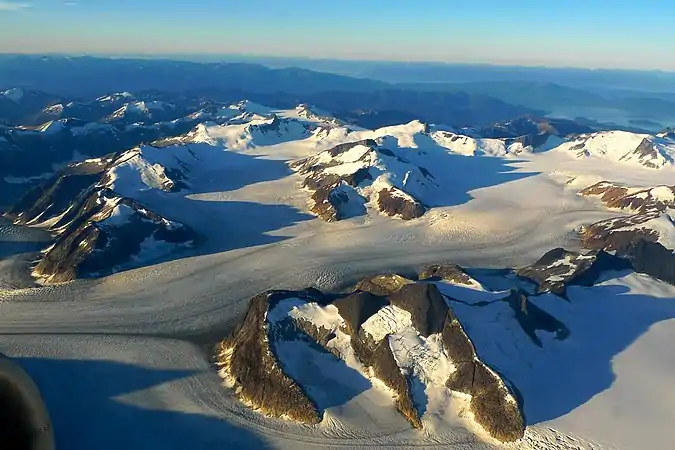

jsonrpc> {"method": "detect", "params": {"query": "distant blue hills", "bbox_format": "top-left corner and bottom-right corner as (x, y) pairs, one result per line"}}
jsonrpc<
(0, 55), (673, 130)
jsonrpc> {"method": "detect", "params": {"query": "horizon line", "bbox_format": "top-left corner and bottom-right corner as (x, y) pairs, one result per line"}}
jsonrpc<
(1, 51), (675, 76)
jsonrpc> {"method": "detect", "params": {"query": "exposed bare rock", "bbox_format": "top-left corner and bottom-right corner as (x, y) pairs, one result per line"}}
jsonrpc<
(620, 239), (675, 286)
(354, 273), (414, 296)
(419, 263), (478, 286)
(331, 290), (423, 429)
(328, 139), (379, 158)
(441, 299), (525, 442)
(387, 283), (448, 337)
(580, 181), (675, 213)
(630, 137), (666, 169)
(4, 142), (199, 282)
(578, 217), (675, 286)
(215, 291), (321, 424)
(219, 278), (525, 442)
(308, 182), (342, 222)
(333, 291), (388, 334)
(517, 247), (631, 297)
(377, 187), (426, 220)
(7, 157), (113, 226)
(308, 181), (363, 222)
(562, 131), (675, 169)
(33, 190), (195, 283)
(291, 139), (434, 221)
(8, 144), (191, 229)
(581, 212), (666, 253)
(350, 333), (422, 429)
(468, 362), (525, 443)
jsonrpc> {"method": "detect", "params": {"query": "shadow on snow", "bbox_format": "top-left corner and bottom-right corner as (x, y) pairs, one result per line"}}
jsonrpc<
(14, 357), (273, 450)
(409, 133), (540, 208)
(448, 268), (675, 426)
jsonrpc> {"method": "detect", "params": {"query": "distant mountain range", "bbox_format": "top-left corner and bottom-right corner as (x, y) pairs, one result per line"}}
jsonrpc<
(2, 55), (674, 132)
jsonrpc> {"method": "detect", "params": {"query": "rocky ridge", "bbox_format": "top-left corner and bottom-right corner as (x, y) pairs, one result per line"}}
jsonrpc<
(5, 146), (196, 282)
(290, 140), (434, 221)
(217, 268), (535, 443)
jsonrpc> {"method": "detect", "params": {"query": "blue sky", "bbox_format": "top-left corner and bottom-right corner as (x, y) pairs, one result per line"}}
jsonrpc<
(1, 0), (673, 70)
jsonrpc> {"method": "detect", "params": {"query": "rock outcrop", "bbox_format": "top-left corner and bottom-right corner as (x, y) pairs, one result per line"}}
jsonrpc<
(580, 181), (675, 213)
(578, 180), (675, 287)
(291, 140), (434, 221)
(215, 290), (322, 424)
(517, 247), (631, 297)
(33, 190), (195, 283)
(419, 262), (481, 287)
(5, 146), (196, 282)
(377, 187), (426, 220)
(581, 217), (675, 286)
(216, 276), (526, 442)
(581, 212), (672, 254)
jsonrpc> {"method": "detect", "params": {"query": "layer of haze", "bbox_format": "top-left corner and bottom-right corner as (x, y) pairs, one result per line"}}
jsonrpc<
(1, 0), (674, 70)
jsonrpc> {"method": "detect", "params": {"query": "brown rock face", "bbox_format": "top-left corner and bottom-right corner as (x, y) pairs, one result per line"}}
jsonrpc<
(355, 273), (414, 296)
(580, 181), (675, 213)
(580, 217), (675, 287)
(333, 291), (388, 334)
(377, 187), (426, 220)
(518, 247), (632, 298)
(387, 283), (448, 337)
(578, 179), (675, 288)
(469, 364), (525, 443)
(622, 239), (675, 285)
(517, 247), (595, 296)
(419, 263), (476, 285)
(442, 307), (525, 442)
(216, 292), (321, 424)
(630, 138), (660, 168)
(579, 182), (631, 208)
(32, 191), (195, 283)
(291, 140), (433, 222)
(217, 275), (526, 443)
(350, 332), (421, 429)
(581, 213), (662, 253)
(309, 182), (346, 222)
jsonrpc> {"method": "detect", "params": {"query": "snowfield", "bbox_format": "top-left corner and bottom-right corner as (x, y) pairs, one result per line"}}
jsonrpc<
(2, 101), (675, 449)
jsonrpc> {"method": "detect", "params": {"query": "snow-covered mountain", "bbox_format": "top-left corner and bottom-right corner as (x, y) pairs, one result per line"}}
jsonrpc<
(6, 95), (675, 285)
(33, 189), (195, 283)
(216, 247), (675, 447)
(582, 210), (675, 253)
(554, 130), (675, 169)
(106, 100), (178, 122)
(14, 118), (117, 136)
(0, 102), (263, 206)
(7, 148), (196, 282)
(291, 139), (434, 221)
(217, 273), (525, 443)
(95, 92), (135, 104)
(580, 181), (675, 213)
(574, 178), (675, 287)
